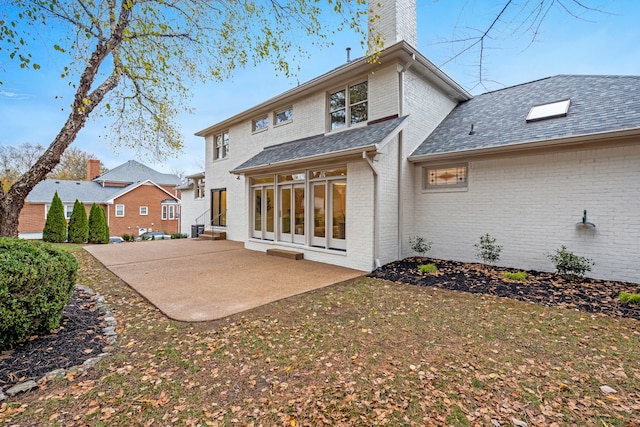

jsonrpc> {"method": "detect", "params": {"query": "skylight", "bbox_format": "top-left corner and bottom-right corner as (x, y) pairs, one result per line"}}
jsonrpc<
(526, 99), (571, 122)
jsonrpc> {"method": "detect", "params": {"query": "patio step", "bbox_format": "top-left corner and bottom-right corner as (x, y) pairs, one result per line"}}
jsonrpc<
(266, 249), (304, 260)
(198, 230), (226, 240)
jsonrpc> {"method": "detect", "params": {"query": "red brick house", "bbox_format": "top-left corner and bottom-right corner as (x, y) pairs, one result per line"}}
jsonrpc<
(19, 160), (182, 239)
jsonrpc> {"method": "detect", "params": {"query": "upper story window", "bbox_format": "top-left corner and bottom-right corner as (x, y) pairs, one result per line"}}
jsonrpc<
(115, 204), (125, 217)
(139, 206), (148, 215)
(214, 131), (229, 160)
(274, 107), (293, 126)
(252, 115), (269, 133)
(329, 81), (368, 130)
(195, 178), (205, 199)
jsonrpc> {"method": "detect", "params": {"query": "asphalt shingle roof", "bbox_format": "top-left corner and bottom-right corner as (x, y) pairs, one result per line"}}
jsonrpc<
(232, 116), (407, 172)
(411, 75), (640, 158)
(26, 180), (124, 203)
(95, 160), (182, 186)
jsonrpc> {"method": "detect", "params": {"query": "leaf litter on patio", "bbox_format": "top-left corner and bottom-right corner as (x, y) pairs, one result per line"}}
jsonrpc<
(1, 249), (639, 426)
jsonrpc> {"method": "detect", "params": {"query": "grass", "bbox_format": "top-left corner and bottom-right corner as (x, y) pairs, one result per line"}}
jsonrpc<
(503, 270), (528, 281)
(619, 292), (640, 305)
(1, 249), (639, 426)
(418, 263), (437, 274)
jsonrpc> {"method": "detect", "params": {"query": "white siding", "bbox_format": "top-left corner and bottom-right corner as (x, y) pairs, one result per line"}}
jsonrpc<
(413, 143), (640, 283)
(178, 187), (208, 236)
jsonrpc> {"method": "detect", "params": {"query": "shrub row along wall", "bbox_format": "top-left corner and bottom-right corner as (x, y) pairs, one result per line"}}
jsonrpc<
(0, 238), (78, 350)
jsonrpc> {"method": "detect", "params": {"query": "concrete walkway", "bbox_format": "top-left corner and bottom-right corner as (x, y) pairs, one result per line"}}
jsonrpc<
(84, 239), (364, 322)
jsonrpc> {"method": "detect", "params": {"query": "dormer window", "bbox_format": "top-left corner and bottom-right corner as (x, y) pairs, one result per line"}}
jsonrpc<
(526, 99), (570, 122)
(329, 81), (368, 130)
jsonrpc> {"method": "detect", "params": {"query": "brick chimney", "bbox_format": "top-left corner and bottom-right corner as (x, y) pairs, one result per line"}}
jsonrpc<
(86, 159), (101, 181)
(369, 0), (417, 48)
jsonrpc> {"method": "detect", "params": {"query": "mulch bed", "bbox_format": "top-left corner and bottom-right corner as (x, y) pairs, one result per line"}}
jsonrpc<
(369, 257), (640, 321)
(0, 288), (107, 391)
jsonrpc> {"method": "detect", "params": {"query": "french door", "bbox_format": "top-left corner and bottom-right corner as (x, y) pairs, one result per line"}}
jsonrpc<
(279, 184), (305, 244)
(311, 180), (346, 250)
(252, 186), (275, 240)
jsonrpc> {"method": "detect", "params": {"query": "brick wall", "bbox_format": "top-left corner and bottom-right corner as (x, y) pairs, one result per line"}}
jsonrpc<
(19, 202), (94, 234)
(107, 183), (179, 237)
(412, 143), (640, 283)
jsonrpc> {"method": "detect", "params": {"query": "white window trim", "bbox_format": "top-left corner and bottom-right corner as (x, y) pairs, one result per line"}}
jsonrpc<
(139, 206), (148, 215)
(252, 115), (269, 133)
(161, 204), (176, 220)
(328, 80), (368, 132)
(213, 131), (229, 161)
(44, 204), (74, 220)
(115, 204), (125, 217)
(274, 106), (293, 127)
(422, 163), (469, 192)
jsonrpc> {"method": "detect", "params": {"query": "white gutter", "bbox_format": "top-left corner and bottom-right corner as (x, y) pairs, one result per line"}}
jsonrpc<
(409, 127), (640, 163)
(362, 151), (381, 269)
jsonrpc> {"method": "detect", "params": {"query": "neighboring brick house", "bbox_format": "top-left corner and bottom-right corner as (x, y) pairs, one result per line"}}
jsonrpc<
(190, 0), (640, 283)
(19, 160), (182, 239)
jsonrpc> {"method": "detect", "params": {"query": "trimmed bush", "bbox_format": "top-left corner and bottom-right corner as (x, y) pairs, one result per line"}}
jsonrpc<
(171, 233), (188, 239)
(418, 263), (437, 274)
(42, 192), (67, 243)
(88, 203), (109, 244)
(67, 200), (88, 243)
(503, 271), (528, 281)
(0, 238), (77, 350)
(618, 292), (640, 306)
(547, 245), (593, 281)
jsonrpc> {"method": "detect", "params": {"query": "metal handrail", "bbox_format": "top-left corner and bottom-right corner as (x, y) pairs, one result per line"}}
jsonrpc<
(194, 209), (210, 226)
(210, 209), (227, 227)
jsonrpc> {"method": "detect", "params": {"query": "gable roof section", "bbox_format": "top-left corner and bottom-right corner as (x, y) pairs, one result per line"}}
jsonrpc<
(26, 180), (122, 204)
(231, 116), (408, 174)
(94, 160), (182, 186)
(410, 75), (640, 160)
(106, 180), (181, 204)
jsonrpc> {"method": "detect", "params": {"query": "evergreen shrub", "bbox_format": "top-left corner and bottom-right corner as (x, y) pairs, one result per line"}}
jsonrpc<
(88, 203), (109, 244)
(42, 192), (67, 243)
(0, 238), (77, 350)
(67, 200), (88, 243)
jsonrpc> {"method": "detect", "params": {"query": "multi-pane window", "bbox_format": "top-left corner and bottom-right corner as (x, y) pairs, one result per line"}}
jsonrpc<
(252, 115), (269, 133)
(139, 206), (148, 215)
(162, 204), (176, 220)
(115, 204), (125, 217)
(423, 164), (468, 189)
(329, 81), (368, 130)
(45, 204), (74, 219)
(195, 178), (205, 199)
(214, 131), (229, 160)
(274, 107), (293, 126)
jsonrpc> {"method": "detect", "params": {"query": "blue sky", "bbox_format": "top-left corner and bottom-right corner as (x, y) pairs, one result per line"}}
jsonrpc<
(1, 0), (638, 176)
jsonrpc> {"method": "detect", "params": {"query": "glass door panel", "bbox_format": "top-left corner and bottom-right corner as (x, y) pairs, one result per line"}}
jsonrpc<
(265, 187), (275, 240)
(332, 182), (346, 240)
(279, 187), (292, 242)
(252, 188), (262, 238)
(312, 184), (326, 247)
(293, 185), (305, 244)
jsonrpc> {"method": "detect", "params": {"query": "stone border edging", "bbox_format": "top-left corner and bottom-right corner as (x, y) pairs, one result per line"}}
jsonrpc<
(0, 284), (118, 401)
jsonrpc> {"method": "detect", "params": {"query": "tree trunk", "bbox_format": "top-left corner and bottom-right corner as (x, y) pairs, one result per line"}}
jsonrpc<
(0, 193), (24, 238)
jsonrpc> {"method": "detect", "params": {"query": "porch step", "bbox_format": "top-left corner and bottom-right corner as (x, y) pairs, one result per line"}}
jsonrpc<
(266, 249), (304, 260)
(198, 230), (226, 240)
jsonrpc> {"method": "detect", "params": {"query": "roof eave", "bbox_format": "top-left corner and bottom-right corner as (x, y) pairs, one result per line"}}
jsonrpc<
(231, 144), (379, 175)
(408, 128), (640, 163)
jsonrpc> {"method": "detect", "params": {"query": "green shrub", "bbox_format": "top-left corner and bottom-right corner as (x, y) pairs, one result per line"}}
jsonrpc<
(171, 233), (188, 239)
(0, 238), (78, 350)
(409, 236), (432, 257)
(67, 200), (88, 243)
(474, 233), (502, 268)
(547, 245), (593, 281)
(122, 233), (135, 242)
(42, 192), (67, 243)
(418, 263), (437, 274)
(503, 271), (528, 281)
(619, 292), (640, 306)
(88, 203), (109, 244)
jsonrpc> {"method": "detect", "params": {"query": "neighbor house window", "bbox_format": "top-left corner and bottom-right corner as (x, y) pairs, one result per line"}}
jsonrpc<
(423, 164), (468, 190)
(274, 107), (293, 126)
(252, 115), (269, 133)
(115, 204), (125, 217)
(329, 81), (368, 130)
(162, 204), (176, 220)
(139, 206), (148, 215)
(213, 131), (229, 160)
(45, 204), (74, 219)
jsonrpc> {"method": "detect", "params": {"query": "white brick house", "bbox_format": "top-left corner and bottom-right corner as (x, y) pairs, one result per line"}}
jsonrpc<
(191, 0), (640, 283)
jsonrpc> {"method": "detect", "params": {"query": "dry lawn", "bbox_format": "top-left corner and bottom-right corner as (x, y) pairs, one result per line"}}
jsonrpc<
(1, 249), (639, 426)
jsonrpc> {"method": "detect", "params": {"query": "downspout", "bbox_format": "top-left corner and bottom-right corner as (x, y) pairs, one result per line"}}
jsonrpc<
(363, 151), (381, 269)
(398, 54), (415, 260)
